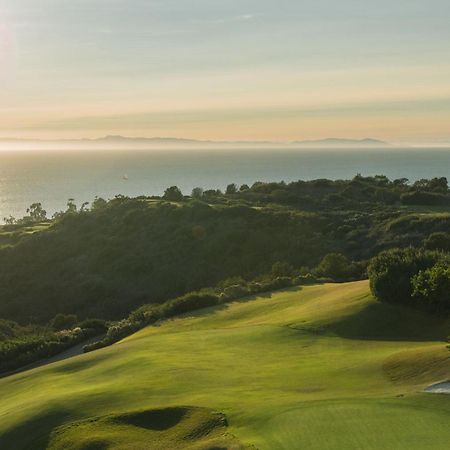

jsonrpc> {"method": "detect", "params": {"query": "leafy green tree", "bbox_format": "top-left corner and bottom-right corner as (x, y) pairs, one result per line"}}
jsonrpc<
(368, 248), (442, 305)
(66, 198), (77, 214)
(317, 253), (350, 280)
(26, 203), (47, 222)
(50, 314), (78, 331)
(191, 187), (204, 199)
(92, 197), (107, 210)
(163, 186), (184, 201)
(226, 183), (238, 195)
(271, 261), (295, 278)
(3, 216), (16, 225)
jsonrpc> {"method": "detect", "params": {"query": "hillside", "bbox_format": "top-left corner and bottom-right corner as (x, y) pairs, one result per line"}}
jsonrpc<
(1, 174), (450, 325)
(0, 281), (448, 449)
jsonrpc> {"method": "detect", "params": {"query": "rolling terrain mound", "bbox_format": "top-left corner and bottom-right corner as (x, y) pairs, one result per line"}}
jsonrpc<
(0, 281), (448, 449)
(47, 406), (245, 450)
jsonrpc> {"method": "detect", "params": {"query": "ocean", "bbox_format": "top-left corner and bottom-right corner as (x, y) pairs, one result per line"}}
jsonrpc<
(0, 147), (449, 220)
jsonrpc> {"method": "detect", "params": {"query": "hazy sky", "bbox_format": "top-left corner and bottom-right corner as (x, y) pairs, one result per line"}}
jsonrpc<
(1, 0), (450, 142)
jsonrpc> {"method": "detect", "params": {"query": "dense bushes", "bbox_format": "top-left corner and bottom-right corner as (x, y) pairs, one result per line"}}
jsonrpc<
(316, 253), (365, 281)
(424, 232), (450, 252)
(162, 292), (221, 317)
(412, 262), (450, 314)
(401, 191), (450, 206)
(368, 248), (449, 314)
(0, 326), (101, 373)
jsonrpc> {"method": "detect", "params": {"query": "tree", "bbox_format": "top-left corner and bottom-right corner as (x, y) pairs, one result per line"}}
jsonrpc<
(240, 184), (250, 191)
(66, 198), (77, 214)
(226, 183), (238, 195)
(413, 177), (448, 193)
(92, 197), (107, 210)
(271, 261), (295, 278)
(3, 216), (16, 225)
(412, 262), (450, 313)
(163, 186), (184, 202)
(393, 178), (409, 187)
(317, 253), (350, 280)
(191, 187), (204, 199)
(26, 203), (47, 222)
(80, 202), (90, 212)
(50, 314), (78, 331)
(368, 248), (442, 305)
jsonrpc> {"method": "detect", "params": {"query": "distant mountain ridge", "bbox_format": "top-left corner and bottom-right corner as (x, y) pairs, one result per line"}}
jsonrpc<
(0, 135), (390, 149)
(291, 138), (388, 147)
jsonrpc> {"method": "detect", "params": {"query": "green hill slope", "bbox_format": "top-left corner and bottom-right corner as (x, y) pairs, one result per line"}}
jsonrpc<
(0, 281), (449, 449)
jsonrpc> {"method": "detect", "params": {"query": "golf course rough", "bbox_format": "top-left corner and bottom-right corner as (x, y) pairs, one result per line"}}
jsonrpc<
(0, 280), (449, 449)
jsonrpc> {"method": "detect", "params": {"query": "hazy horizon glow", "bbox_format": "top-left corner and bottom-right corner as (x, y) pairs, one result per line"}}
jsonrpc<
(1, 1), (450, 143)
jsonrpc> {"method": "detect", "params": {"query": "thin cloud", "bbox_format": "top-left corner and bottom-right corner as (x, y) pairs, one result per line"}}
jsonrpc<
(205, 13), (260, 25)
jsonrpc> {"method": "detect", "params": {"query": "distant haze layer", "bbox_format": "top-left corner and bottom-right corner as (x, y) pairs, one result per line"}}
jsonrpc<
(1, 1), (450, 143)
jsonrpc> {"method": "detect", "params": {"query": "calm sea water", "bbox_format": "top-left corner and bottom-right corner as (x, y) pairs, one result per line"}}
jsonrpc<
(0, 148), (449, 220)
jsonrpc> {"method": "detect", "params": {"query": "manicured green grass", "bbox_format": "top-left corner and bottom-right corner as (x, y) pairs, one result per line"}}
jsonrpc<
(0, 281), (448, 449)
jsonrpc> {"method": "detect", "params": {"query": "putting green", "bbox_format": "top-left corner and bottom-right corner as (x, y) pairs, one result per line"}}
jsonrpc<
(0, 281), (448, 449)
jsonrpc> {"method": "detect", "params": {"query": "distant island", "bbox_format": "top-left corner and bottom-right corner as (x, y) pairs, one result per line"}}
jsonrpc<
(291, 138), (389, 147)
(0, 135), (390, 150)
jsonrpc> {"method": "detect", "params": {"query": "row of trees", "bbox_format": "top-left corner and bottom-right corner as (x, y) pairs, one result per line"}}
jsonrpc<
(5, 175), (449, 225)
(165, 175), (450, 208)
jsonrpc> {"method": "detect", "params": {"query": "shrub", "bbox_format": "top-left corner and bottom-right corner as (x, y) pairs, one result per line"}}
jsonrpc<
(271, 261), (295, 278)
(162, 292), (220, 317)
(77, 318), (108, 331)
(50, 314), (78, 331)
(260, 276), (293, 292)
(0, 327), (96, 373)
(412, 261), (450, 314)
(401, 191), (450, 206)
(368, 248), (444, 306)
(316, 253), (351, 281)
(423, 232), (450, 252)
(295, 274), (318, 285)
(223, 284), (250, 300)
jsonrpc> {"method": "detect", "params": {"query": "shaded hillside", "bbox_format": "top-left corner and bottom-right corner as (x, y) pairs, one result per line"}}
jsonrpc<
(0, 175), (449, 324)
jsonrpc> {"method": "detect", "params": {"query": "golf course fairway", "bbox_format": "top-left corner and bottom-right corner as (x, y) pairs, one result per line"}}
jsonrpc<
(0, 280), (449, 449)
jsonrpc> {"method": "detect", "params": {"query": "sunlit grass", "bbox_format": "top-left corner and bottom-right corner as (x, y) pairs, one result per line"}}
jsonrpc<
(0, 281), (448, 449)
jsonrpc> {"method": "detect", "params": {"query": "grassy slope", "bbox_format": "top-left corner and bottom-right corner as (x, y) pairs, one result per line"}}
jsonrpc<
(0, 281), (449, 449)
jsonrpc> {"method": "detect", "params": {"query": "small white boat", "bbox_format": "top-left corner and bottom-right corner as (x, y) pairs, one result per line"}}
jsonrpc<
(123, 174), (129, 180)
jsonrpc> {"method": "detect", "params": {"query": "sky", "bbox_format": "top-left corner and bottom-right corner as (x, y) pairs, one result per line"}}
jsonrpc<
(0, 0), (450, 143)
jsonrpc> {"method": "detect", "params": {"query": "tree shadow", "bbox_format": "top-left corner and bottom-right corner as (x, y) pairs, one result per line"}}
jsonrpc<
(149, 286), (304, 326)
(327, 301), (449, 342)
(0, 408), (73, 450)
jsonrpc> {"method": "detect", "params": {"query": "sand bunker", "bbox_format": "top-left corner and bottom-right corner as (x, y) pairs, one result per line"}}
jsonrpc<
(424, 381), (450, 394)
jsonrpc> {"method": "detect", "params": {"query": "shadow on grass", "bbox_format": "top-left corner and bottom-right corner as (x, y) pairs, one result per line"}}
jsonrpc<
(115, 406), (188, 430)
(327, 301), (449, 342)
(0, 408), (73, 450)
(171, 286), (304, 321)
